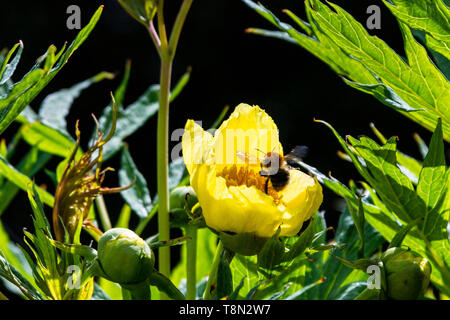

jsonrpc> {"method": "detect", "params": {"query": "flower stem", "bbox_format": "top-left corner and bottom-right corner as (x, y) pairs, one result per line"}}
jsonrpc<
(185, 224), (197, 300)
(203, 240), (224, 300)
(157, 56), (172, 297)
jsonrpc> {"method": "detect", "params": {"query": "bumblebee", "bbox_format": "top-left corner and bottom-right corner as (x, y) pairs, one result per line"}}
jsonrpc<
(238, 146), (308, 194)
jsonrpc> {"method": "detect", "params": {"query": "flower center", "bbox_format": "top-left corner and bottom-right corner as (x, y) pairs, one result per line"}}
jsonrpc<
(217, 165), (282, 204)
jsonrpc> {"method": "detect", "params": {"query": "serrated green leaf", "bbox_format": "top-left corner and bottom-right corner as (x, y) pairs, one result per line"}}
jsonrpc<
(0, 6), (103, 135)
(244, 0), (450, 141)
(305, 121), (450, 296)
(382, 0), (450, 60)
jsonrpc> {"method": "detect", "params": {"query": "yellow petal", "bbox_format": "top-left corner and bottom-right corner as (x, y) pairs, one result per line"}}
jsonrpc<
(278, 170), (323, 236)
(182, 120), (214, 175)
(191, 163), (282, 238)
(213, 104), (282, 172)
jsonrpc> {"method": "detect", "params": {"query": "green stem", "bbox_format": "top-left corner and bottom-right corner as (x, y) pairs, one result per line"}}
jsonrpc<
(121, 287), (132, 300)
(185, 224), (198, 300)
(169, 0), (194, 58)
(157, 56), (172, 297)
(203, 241), (223, 300)
(151, 0), (194, 299)
(123, 281), (152, 300)
(95, 195), (112, 231)
(148, 270), (186, 300)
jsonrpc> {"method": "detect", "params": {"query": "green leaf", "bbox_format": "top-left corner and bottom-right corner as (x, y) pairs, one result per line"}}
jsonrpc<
(285, 278), (325, 300)
(95, 70), (190, 161)
(216, 256), (233, 299)
(96, 84), (159, 160)
(46, 237), (98, 261)
(119, 146), (152, 219)
(306, 120), (450, 295)
(38, 71), (114, 134)
(0, 41), (23, 86)
(389, 218), (423, 248)
(257, 229), (284, 271)
(91, 282), (112, 300)
(416, 118), (448, 238)
(243, 0), (450, 141)
(346, 198), (365, 258)
(382, 0), (450, 60)
(283, 217), (315, 262)
(0, 155), (54, 207)
(0, 147), (51, 215)
(0, 250), (43, 300)
(117, 0), (157, 27)
(0, 6), (104, 135)
(19, 121), (78, 158)
(229, 254), (261, 299)
(0, 221), (34, 284)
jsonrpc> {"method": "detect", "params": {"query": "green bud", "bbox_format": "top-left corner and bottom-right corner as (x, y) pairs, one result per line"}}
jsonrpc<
(169, 186), (198, 227)
(170, 186), (198, 211)
(98, 228), (155, 285)
(381, 247), (431, 300)
(118, 0), (157, 26)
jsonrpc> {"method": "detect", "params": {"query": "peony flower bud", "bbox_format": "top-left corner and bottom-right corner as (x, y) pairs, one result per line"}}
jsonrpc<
(169, 186), (198, 211)
(97, 228), (155, 285)
(381, 247), (431, 300)
(169, 186), (199, 227)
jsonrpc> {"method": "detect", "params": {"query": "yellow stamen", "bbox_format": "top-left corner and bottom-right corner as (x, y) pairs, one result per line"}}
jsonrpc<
(217, 165), (282, 204)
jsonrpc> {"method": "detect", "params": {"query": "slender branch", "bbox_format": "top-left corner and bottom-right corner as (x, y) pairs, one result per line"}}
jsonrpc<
(168, 0), (194, 59)
(147, 20), (162, 56)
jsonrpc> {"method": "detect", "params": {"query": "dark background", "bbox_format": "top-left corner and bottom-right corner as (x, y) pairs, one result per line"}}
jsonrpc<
(0, 0), (435, 277)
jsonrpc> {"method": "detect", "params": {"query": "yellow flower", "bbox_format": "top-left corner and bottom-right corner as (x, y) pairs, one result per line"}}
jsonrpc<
(182, 103), (323, 239)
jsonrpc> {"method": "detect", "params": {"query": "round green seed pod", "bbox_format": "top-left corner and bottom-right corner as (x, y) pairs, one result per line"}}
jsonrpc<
(98, 228), (155, 285)
(381, 247), (431, 300)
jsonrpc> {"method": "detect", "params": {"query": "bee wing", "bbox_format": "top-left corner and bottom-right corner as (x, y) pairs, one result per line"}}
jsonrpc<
(236, 151), (259, 165)
(285, 145), (309, 168)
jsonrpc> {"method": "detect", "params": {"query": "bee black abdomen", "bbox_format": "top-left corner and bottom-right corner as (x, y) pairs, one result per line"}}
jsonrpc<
(270, 169), (290, 191)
